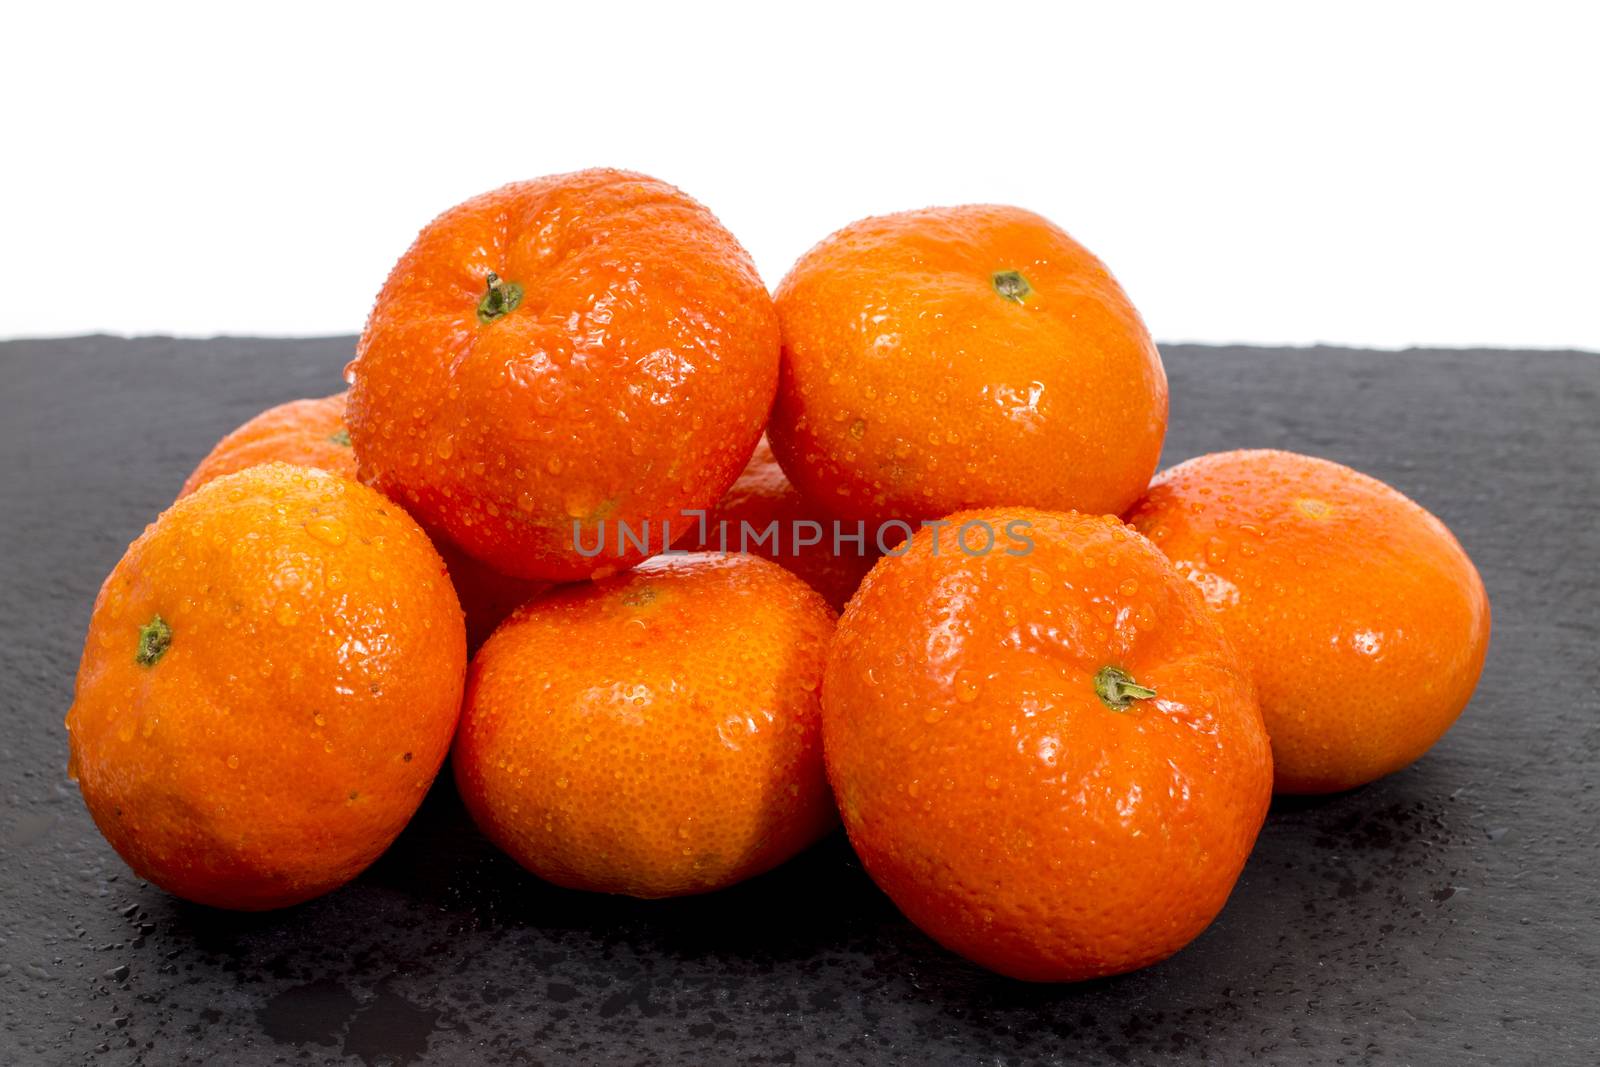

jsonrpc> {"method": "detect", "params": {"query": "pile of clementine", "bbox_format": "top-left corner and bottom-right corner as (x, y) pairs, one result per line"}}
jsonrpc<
(66, 168), (1489, 982)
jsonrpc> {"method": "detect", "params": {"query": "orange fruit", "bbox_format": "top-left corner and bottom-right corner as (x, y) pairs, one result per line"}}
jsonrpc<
(65, 463), (467, 910)
(454, 553), (837, 897)
(680, 435), (878, 610)
(346, 168), (780, 582)
(823, 508), (1271, 981)
(1125, 449), (1491, 794)
(178, 393), (355, 497)
(177, 392), (538, 649)
(769, 205), (1166, 527)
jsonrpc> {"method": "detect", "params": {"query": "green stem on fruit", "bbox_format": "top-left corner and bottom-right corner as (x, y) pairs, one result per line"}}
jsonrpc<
(1094, 665), (1155, 711)
(136, 615), (172, 667)
(992, 269), (1031, 304)
(476, 272), (524, 324)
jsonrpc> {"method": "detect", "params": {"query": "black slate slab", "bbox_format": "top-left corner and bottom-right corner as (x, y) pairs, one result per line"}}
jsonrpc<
(1, 337), (1596, 1066)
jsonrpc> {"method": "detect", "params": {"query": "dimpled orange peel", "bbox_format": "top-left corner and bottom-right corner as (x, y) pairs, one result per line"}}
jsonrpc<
(345, 169), (780, 581)
(65, 463), (467, 910)
(1125, 449), (1491, 793)
(454, 553), (837, 898)
(822, 508), (1271, 981)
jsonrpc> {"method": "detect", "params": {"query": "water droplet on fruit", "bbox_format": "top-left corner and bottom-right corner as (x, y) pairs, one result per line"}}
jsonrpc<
(1296, 498), (1333, 521)
(1119, 578), (1139, 596)
(226, 754), (240, 770)
(435, 436), (455, 460)
(305, 516), (347, 547)
(1028, 569), (1051, 595)
(955, 671), (981, 703)
(274, 602), (300, 627)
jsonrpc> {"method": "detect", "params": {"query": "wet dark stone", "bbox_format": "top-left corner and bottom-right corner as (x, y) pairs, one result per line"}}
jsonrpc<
(1, 337), (1597, 1064)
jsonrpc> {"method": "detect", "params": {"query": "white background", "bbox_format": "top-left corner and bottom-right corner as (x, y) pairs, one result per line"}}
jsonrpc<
(2, 1), (1595, 349)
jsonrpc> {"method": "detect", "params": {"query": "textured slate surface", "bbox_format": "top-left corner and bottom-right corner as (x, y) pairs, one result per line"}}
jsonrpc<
(1, 336), (1596, 1066)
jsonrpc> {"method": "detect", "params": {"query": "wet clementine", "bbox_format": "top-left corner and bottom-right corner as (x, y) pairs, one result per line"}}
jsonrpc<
(769, 206), (1166, 527)
(178, 393), (355, 497)
(455, 553), (837, 898)
(1125, 449), (1491, 793)
(346, 168), (780, 581)
(823, 508), (1271, 981)
(681, 436), (878, 610)
(66, 463), (467, 910)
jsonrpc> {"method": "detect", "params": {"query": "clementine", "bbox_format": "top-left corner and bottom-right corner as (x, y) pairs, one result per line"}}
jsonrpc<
(346, 168), (780, 582)
(680, 435), (878, 610)
(178, 393), (355, 497)
(454, 553), (837, 898)
(65, 462), (467, 910)
(823, 508), (1271, 981)
(1125, 449), (1491, 794)
(769, 205), (1167, 527)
